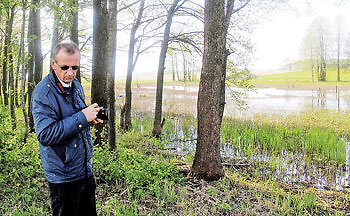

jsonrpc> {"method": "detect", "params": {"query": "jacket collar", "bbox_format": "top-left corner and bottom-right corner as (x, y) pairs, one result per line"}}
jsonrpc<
(48, 70), (76, 95)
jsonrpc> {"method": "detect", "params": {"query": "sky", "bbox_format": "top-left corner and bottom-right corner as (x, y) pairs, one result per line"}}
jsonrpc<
(251, 0), (350, 71)
(41, 1), (350, 77)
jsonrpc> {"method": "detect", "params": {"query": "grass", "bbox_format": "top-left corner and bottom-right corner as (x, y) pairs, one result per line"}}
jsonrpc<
(253, 68), (350, 85)
(0, 106), (349, 215)
(221, 110), (349, 164)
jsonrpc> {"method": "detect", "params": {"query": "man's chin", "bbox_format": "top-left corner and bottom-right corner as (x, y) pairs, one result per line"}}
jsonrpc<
(64, 78), (74, 83)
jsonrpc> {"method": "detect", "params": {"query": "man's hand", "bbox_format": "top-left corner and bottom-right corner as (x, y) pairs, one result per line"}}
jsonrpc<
(82, 103), (102, 124)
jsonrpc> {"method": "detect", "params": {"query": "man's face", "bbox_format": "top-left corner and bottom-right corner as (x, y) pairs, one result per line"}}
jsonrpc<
(51, 49), (80, 84)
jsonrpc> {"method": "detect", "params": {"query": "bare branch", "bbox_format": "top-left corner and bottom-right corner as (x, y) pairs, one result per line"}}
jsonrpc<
(232, 0), (251, 14)
(117, 0), (141, 14)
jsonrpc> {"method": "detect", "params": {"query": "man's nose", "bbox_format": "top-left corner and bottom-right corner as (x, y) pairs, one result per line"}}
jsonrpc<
(66, 69), (74, 76)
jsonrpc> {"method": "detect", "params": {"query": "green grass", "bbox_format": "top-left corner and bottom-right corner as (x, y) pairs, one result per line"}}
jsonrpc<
(0, 106), (349, 215)
(221, 110), (349, 164)
(254, 68), (350, 85)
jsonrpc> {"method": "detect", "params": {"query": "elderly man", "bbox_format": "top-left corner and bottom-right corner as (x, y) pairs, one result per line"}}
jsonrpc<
(31, 41), (101, 216)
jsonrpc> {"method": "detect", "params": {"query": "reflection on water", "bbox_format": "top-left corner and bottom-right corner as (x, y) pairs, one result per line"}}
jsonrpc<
(225, 88), (350, 116)
(162, 117), (350, 191)
(140, 85), (350, 116)
(134, 85), (350, 191)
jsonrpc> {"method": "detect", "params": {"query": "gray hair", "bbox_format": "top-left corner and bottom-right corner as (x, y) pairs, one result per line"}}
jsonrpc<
(52, 41), (80, 60)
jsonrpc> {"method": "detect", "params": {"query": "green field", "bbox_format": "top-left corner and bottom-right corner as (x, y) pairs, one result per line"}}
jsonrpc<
(254, 68), (350, 85)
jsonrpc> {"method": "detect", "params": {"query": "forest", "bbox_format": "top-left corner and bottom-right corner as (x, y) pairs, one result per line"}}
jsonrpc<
(0, 0), (350, 215)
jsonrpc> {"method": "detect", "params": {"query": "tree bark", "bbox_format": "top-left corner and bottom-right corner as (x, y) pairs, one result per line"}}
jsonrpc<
(191, 0), (237, 181)
(33, 0), (43, 85)
(27, 0), (36, 131)
(20, 0), (29, 142)
(121, 0), (145, 130)
(106, 0), (117, 149)
(0, 7), (3, 105)
(2, 5), (12, 106)
(50, 0), (63, 65)
(92, 0), (117, 148)
(152, 0), (184, 137)
(7, 6), (16, 129)
(70, 0), (80, 82)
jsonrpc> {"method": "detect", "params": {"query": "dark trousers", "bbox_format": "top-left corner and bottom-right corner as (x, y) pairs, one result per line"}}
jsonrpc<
(48, 176), (97, 216)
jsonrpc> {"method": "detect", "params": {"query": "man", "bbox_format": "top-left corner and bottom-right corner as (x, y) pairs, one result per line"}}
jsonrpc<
(31, 41), (102, 216)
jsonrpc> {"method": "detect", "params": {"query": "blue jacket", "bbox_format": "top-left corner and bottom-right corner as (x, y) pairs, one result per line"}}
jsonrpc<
(31, 72), (93, 183)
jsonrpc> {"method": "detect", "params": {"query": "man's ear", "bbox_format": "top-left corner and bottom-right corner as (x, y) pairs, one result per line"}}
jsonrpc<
(51, 58), (55, 69)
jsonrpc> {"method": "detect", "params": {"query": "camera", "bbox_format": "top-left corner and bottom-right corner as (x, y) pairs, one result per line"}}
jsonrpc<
(97, 108), (109, 120)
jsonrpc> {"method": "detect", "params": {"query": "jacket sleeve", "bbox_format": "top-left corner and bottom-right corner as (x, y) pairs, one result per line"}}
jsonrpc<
(31, 91), (89, 146)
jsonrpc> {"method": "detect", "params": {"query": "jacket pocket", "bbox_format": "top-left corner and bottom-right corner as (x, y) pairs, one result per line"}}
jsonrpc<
(52, 144), (66, 163)
(65, 142), (79, 164)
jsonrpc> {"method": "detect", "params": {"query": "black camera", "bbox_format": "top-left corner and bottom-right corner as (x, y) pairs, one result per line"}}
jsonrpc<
(97, 108), (109, 120)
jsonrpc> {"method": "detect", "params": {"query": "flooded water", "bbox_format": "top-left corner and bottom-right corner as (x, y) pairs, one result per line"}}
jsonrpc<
(226, 87), (350, 116)
(129, 84), (350, 191)
(136, 85), (350, 116)
(162, 117), (350, 191)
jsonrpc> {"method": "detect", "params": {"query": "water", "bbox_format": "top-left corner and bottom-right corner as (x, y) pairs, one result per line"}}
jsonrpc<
(225, 87), (350, 116)
(133, 85), (350, 191)
(139, 85), (350, 116)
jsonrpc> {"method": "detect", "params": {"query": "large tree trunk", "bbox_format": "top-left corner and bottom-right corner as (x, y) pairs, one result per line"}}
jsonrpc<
(106, 1), (117, 149)
(152, 0), (183, 137)
(191, 0), (236, 181)
(20, 0), (29, 142)
(70, 0), (80, 82)
(121, 0), (145, 130)
(92, 0), (117, 147)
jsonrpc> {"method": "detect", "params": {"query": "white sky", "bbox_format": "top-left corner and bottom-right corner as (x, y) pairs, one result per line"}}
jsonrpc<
(251, 0), (350, 70)
(42, 1), (350, 76)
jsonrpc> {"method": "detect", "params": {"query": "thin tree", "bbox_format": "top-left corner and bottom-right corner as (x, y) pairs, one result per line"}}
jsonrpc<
(0, 6), (3, 105)
(7, 5), (16, 129)
(120, 0), (145, 130)
(152, 0), (187, 137)
(33, 0), (42, 85)
(20, 0), (29, 142)
(2, 3), (13, 106)
(191, 0), (249, 180)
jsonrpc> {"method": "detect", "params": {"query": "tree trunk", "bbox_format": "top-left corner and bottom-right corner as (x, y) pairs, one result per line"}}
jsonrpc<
(337, 23), (340, 82)
(2, 5), (12, 106)
(152, 0), (183, 137)
(49, 0), (64, 73)
(106, 0), (117, 149)
(70, 0), (80, 82)
(7, 6), (16, 129)
(121, 0), (145, 130)
(20, 0), (29, 142)
(0, 7), (3, 105)
(182, 50), (187, 80)
(92, 0), (117, 147)
(33, 0), (43, 85)
(27, 0), (36, 131)
(172, 54), (176, 81)
(191, 0), (235, 181)
(15, 46), (20, 107)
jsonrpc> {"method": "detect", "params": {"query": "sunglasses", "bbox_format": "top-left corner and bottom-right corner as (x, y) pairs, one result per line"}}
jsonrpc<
(55, 61), (80, 71)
